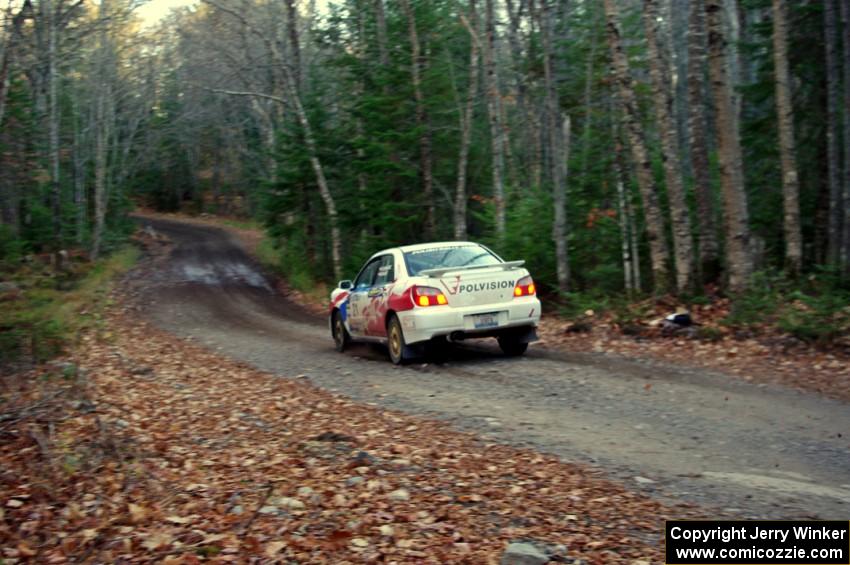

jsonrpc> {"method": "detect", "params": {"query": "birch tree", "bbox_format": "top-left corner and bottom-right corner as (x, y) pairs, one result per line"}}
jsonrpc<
(603, 0), (671, 292)
(770, 0), (801, 275)
(706, 0), (753, 292)
(90, 0), (113, 259)
(200, 0), (343, 279)
(44, 0), (61, 239)
(687, 0), (720, 282)
(482, 0), (506, 241)
(643, 0), (695, 293)
(824, 0), (842, 264)
(454, 1), (480, 240)
(538, 0), (570, 291)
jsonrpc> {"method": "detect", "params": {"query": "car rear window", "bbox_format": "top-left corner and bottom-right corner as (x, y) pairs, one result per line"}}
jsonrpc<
(403, 245), (502, 276)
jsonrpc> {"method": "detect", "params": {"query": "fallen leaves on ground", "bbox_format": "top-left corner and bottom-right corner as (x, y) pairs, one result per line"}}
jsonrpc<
(537, 299), (850, 403)
(0, 304), (697, 563)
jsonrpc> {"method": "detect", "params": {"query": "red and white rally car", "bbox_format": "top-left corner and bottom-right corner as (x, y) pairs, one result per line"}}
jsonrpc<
(329, 242), (541, 364)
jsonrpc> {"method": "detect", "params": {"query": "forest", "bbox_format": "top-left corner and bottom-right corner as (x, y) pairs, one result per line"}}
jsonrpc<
(2, 0), (850, 305)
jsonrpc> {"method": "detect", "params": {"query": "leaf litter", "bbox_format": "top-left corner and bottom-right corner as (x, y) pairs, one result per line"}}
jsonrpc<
(0, 303), (702, 563)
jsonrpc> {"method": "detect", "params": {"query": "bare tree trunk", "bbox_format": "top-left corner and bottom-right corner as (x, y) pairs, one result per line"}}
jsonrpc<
(72, 105), (86, 244)
(614, 139), (633, 294)
(401, 0), (435, 239)
(356, 117), (369, 240)
(252, 101), (277, 183)
(841, 0), (850, 275)
(706, 0), (753, 292)
(280, 11), (342, 279)
(578, 10), (599, 191)
(90, 0), (112, 259)
(46, 0), (62, 242)
(612, 112), (643, 294)
(287, 80), (342, 280)
(284, 0), (302, 93)
(539, 0), (569, 290)
(455, 1), (480, 241)
(824, 0), (842, 264)
(664, 0), (691, 168)
(771, 0), (802, 275)
(644, 0), (695, 294)
(628, 199), (642, 292)
(285, 1), (310, 240)
(726, 0), (744, 120)
(515, 0), (544, 190)
(91, 86), (109, 260)
(374, 0), (389, 69)
(354, 3), (370, 241)
(687, 0), (720, 283)
(0, 0), (31, 128)
(505, 0), (531, 188)
(603, 0), (671, 292)
(552, 114), (571, 290)
(482, 0), (506, 241)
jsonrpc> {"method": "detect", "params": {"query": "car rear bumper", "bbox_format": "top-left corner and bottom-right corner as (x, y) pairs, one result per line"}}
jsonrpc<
(396, 297), (541, 344)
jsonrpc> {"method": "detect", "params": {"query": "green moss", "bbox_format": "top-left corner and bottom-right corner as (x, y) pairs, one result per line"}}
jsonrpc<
(0, 246), (139, 365)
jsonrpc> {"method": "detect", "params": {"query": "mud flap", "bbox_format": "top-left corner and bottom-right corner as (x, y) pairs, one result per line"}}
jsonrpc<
(510, 326), (538, 344)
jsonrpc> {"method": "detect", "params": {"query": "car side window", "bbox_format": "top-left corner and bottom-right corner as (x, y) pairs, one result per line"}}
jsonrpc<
(373, 255), (395, 287)
(354, 259), (380, 291)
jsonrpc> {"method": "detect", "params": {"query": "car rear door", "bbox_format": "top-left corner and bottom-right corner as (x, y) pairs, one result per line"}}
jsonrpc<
(348, 258), (380, 336)
(365, 254), (396, 337)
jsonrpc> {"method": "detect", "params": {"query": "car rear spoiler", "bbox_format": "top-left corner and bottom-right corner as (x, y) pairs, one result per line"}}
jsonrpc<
(419, 260), (525, 278)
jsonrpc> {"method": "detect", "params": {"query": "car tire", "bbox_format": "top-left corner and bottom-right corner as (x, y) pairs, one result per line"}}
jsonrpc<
(498, 335), (529, 357)
(425, 336), (450, 363)
(332, 310), (350, 352)
(387, 315), (411, 365)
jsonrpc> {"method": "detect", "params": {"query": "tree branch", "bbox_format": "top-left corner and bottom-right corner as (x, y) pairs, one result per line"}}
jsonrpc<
(192, 84), (287, 106)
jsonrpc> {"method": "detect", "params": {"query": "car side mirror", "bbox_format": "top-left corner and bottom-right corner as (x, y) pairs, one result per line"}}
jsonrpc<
(338, 280), (353, 290)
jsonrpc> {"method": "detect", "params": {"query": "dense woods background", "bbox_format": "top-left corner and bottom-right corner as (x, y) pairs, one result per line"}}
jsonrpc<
(3, 0), (850, 304)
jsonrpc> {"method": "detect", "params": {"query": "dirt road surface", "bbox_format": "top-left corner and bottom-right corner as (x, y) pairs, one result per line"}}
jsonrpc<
(131, 217), (850, 520)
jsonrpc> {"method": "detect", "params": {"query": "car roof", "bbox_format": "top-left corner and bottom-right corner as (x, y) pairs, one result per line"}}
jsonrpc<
(396, 241), (481, 253)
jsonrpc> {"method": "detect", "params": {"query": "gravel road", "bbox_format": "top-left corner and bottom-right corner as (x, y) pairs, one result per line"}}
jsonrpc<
(131, 217), (850, 520)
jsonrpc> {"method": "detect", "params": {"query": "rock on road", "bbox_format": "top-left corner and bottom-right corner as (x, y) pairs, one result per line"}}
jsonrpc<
(132, 216), (850, 519)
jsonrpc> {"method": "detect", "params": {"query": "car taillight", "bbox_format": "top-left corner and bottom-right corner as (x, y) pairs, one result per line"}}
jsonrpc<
(514, 276), (536, 297)
(412, 285), (448, 307)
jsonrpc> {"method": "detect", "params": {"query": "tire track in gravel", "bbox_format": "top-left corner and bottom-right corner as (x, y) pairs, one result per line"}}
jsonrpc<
(129, 215), (850, 520)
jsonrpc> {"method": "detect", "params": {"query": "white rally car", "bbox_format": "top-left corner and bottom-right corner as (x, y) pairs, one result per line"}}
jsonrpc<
(328, 242), (541, 364)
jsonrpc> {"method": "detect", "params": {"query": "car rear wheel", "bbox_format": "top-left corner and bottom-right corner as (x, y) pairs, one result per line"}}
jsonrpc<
(387, 315), (410, 365)
(425, 336), (450, 363)
(332, 311), (350, 352)
(498, 335), (528, 357)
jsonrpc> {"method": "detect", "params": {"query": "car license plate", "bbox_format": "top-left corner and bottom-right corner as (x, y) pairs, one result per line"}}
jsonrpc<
(473, 313), (499, 329)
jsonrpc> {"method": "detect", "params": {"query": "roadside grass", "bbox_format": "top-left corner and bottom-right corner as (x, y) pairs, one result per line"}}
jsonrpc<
(0, 246), (139, 366)
(255, 238), (329, 306)
(555, 269), (850, 347)
(220, 217), (263, 231)
(723, 268), (850, 345)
